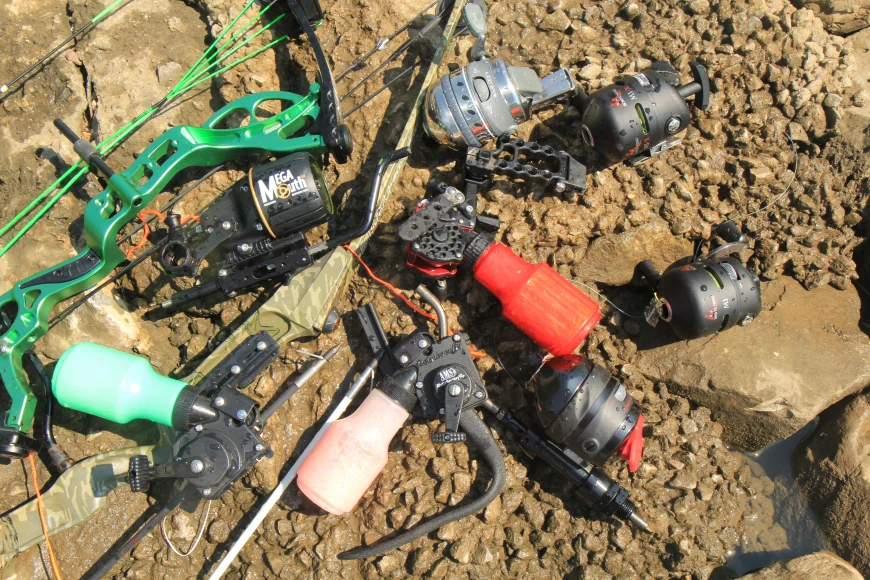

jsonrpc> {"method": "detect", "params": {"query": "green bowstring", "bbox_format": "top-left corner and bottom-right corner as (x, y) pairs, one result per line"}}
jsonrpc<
(0, 0), (286, 258)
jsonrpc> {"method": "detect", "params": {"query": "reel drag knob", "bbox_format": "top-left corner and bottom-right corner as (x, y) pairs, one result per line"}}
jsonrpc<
(128, 455), (152, 493)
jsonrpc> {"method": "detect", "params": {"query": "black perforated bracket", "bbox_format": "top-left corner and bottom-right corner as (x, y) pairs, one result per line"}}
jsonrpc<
(465, 136), (587, 194)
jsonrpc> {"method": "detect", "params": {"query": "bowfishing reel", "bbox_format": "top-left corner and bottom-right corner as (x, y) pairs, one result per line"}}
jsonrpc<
(299, 288), (505, 560)
(529, 354), (644, 471)
(148, 148), (410, 316)
(423, 59), (576, 148)
(575, 60), (710, 166)
(401, 136), (586, 285)
(637, 222), (762, 340)
(53, 332), (280, 499)
(159, 152), (332, 278)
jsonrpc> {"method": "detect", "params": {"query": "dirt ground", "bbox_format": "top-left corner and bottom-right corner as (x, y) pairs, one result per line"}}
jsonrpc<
(0, 0), (867, 578)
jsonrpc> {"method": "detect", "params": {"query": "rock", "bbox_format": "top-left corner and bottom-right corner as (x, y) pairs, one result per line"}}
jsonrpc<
(156, 61), (183, 84)
(573, 218), (693, 285)
(539, 9), (571, 32)
(837, 27), (870, 152)
(578, 63), (602, 80)
(794, 393), (870, 577)
(792, 0), (870, 34)
(749, 166), (776, 185)
(634, 278), (870, 450)
(739, 551), (863, 579)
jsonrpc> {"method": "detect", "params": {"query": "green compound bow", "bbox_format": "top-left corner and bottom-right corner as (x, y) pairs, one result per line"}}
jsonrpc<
(0, 0), (352, 459)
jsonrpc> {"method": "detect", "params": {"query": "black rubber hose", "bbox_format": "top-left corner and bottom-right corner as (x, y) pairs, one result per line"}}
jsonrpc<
(339, 409), (505, 560)
(25, 350), (74, 473)
(312, 147), (411, 254)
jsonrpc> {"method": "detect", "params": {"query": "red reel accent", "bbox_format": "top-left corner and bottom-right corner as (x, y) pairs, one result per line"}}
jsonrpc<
(405, 245), (461, 278)
(618, 414), (645, 473)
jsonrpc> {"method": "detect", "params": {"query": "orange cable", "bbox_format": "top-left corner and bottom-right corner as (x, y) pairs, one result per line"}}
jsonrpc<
(343, 245), (486, 359)
(125, 209), (166, 260)
(28, 454), (63, 580)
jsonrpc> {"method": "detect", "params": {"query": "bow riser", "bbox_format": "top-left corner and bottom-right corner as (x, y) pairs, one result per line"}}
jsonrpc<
(0, 90), (325, 433)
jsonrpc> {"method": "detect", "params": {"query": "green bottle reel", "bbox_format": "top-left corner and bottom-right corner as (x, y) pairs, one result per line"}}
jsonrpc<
(52, 342), (188, 427)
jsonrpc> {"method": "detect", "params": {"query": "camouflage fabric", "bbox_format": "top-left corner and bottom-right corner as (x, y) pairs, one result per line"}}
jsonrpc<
(0, 444), (170, 560)
(185, 248), (353, 381)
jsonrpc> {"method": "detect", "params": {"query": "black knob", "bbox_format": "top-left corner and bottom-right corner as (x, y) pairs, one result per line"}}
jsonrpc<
(431, 431), (467, 444)
(128, 455), (152, 493)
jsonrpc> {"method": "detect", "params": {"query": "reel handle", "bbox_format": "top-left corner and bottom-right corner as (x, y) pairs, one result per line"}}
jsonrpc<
(636, 260), (662, 289)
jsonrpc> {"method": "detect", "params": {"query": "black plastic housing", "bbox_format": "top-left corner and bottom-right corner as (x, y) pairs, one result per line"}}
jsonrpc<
(579, 61), (709, 164)
(656, 256), (762, 339)
(531, 355), (641, 466)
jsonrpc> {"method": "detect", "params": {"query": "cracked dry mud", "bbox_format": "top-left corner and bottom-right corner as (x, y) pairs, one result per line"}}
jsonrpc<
(0, 0), (867, 578)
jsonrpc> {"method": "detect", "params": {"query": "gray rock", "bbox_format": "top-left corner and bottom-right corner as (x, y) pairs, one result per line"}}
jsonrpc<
(539, 9), (571, 32)
(837, 27), (870, 152)
(739, 551), (863, 579)
(572, 218), (693, 286)
(578, 63), (602, 80)
(634, 278), (870, 450)
(792, 0), (870, 34)
(795, 394), (870, 577)
(156, 61), (184, 84)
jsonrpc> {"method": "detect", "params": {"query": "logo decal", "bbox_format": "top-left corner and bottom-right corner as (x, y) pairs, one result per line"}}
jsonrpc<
(257, 168), (309, 206)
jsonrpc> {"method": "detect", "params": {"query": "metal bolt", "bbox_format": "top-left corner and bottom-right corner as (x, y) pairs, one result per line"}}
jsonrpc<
(239, 243), (252, 254)
(215, 397), (225, 407)
(417, 339), (428, 348)
(452, 334), (461, 342)
(195, 225), (204, 234)
(221, 221), (232, 231)
(256, 341), (267, 351)
(415, 382), (424, 389)
(194, 424), (204, 432)
(554, 181), (566, 193)
(203, 488), (212, 497)
(255, 223), (264, 231)
(448, 384), (461, 397)
(227, 291), (237, 297)
(255, 443), (265, 452)
(413, 243), (420, 251)
(463, 204), (474, 213)
(439, 408), (445, 415)
(474, 391), (484, 399)
(190, 459), (204, 474)
(399, 354), (410, 364)
(666, 116), (681, 134)
(231, 365), (241, 375)
(218, 268), (228, 277)
(455, 252), (462, 259)
(0, 344), (7, 354)
(437, 279), (448, 288)
(236, 409), (248, 421)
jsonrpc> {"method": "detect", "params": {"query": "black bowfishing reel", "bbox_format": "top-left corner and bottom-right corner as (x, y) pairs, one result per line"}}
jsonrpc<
(575, 60), (710, 166)
(637, 222), (762, 340)
(148, 148), (410, 316)
(529, 354), (644, 470)
(423, 59), (577, 148)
